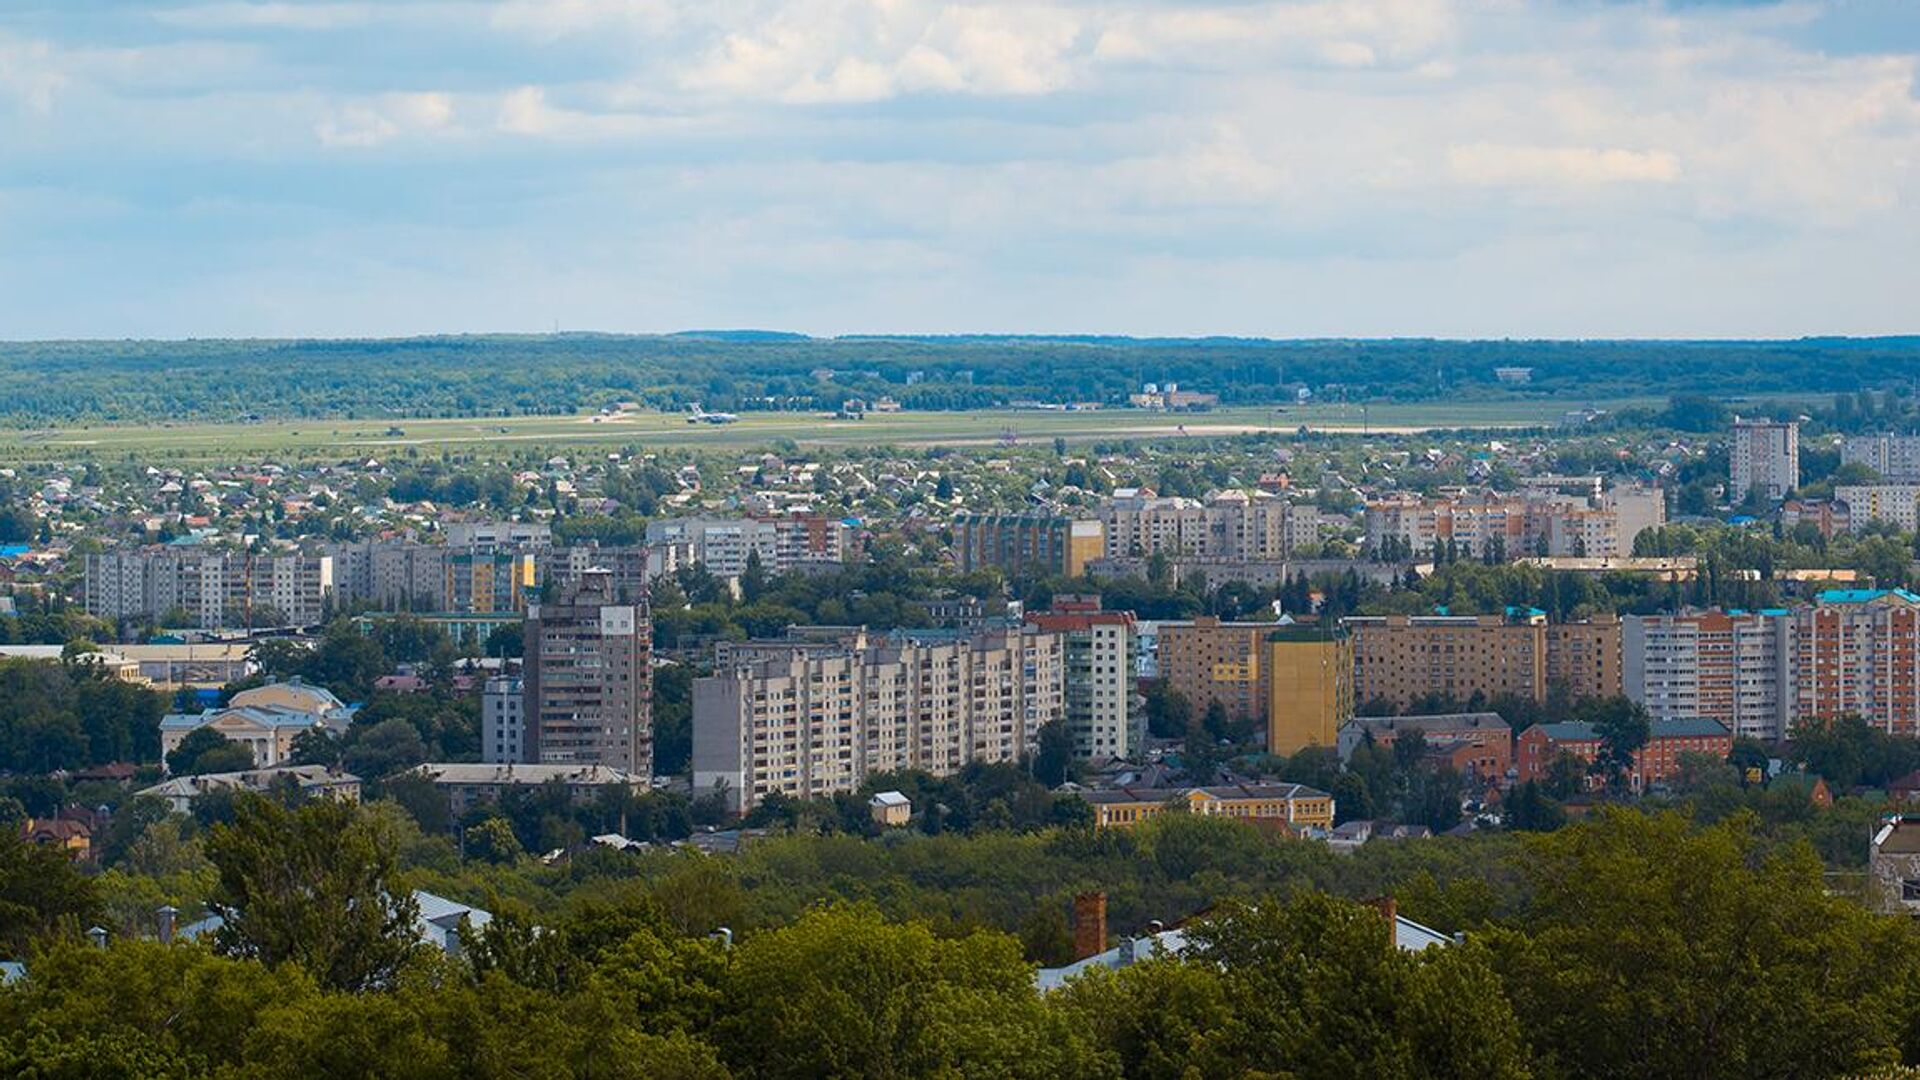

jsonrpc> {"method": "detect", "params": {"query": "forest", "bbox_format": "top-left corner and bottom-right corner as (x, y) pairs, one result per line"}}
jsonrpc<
(3, 335), (1920, 424)
(5, 796), (1920, 1079)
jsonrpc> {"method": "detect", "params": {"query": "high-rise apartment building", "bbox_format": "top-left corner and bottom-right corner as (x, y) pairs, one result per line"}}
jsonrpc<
(1843, 434), (1920, 483)
(446, 549), (536, 613)
(955, 513), (1104, 578)
(481, 675), (526, 764)
(1730, 418), (1799, 502)
(1623, 611), (1793, 740)
(1343, 611), (1622, 711)
(523, 569), (652, 774)
(692, 625), (1065, 811)
(1155, 617), (1273, 727)
(1267, 627), (1354, 754)
(1793, 589), (1920, 736)
(1025, 597), (1141, 760)
(86, 550), (334, 629)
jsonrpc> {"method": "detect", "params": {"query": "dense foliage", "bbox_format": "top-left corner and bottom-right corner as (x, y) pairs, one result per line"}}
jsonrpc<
(5, 335), (1920, 423)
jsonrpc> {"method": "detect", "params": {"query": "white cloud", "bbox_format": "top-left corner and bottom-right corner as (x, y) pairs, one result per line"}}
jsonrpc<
(1448, 143), (1683, 187)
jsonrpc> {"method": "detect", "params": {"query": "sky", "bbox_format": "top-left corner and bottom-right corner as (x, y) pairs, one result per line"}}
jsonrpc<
(0, 0), (1916, 340)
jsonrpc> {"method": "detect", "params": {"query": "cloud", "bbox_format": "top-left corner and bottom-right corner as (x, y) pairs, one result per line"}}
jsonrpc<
(1448, 143), (1684, 187)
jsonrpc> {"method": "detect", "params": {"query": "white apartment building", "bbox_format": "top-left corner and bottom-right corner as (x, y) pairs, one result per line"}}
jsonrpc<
(644, 514), (852, 578)
(1025, 599), (1141, 761)
(444, 521), (552, 548)
(1835, 485), (1920, 533)
(1098, 489), (1314, 561)
(1730, 418), (1799, 502)
(1843, 435), (1920, 483)
(86, 550), (334, 629)
(1364, 486), (1664, 561)
(481, 675), (526, 764)
(1624, 611), (1793, 740)
(693, 626), (1065, 811)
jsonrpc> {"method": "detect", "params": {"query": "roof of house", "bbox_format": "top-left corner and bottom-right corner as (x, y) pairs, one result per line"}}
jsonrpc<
(1079, 781), (1330, 806)
(1342, 713), (1508, 737)
(159, 704), (333, 732)
(869, 790), (911, 807)
(407, 762), (644, 787)
(1035, 912), (1453, 991)
(137, 764), (358, 801)
(1527, 718), (1730, 742)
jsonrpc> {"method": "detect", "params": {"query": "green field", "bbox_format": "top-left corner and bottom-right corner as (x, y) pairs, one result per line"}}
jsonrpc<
(0, 398), (1661, 464)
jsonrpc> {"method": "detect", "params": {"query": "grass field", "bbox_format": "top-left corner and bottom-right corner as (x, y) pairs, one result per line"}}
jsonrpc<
(0, 398), (1663, 464)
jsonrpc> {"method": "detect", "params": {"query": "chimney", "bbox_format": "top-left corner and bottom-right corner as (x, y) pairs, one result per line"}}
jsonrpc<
(1072, 892), (1108, 961)
(1117, 936), (1137, 966)
(1370, 895), (1397, 928)
(156, 904), (179, 944)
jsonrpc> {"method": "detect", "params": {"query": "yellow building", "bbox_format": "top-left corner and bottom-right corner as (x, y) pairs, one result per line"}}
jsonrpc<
(1081, 783), (1334, 831)
(1267, 628), (1354, 754)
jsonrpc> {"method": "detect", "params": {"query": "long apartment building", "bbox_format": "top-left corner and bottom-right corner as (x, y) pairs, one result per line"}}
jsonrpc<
(644, 512), (854, 578)
(1343, 610), (1622, 711)
(1834, 485), (1920, 533)
(1098, 488), (1317, 561)
(1363, 487), (1663, 561)
(86, 550), (334, 629)
(1843, 434), (1920, 483)
(1624, 590), (1920, 739)
(1156, 616), (1274, 727)
(955, 513), (1104, 578)
(692, 625), (1065, 811)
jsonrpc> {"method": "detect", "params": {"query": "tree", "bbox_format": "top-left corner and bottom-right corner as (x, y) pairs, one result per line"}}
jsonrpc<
(1033, 719), (1075, 787)
(340, 718), (428, 781)
(286, 727), (341, 769)
(165, 728), (254, 776)
(1589, 700), (1651, 790)
(0, 827), (101, 953)
(203, 794), (422, 991)
(1486, 809), (1920, 1080)
(464, 817), (524, 864)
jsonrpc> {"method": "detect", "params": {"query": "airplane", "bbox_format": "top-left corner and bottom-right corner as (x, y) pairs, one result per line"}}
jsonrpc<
(684, 403), (739, 425)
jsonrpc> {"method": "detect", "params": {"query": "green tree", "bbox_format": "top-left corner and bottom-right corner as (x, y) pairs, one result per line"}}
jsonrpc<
(0, 827), (101, 953)
(203, 794), (422, 992)
(165, 728), (254, 776)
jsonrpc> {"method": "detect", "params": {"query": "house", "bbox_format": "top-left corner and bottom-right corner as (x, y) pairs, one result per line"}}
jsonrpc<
(1770, 772), (1833, 808)
(1034, 892), (1450, 992)
(177, 889), (489, 957)
(868, 790), (911, 827)
(1078, 783), (1334, 832)
(1516, 718), (1732, 793)
(1871, 815), (1920, 915)
(21, 818), (91, 863)
(404, 762), (648, 817)
(159, 679), (356, 770)
(135, 765), (362, 814)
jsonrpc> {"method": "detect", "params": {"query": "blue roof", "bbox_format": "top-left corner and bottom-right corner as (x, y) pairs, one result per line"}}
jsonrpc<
(1817, 588), (1920, 605)
(0, 545), (29, 559)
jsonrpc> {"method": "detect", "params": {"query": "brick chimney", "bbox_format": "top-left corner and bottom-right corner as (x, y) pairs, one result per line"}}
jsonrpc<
(1072, 892), (1108, 961)
(1370, 895), (1397, 927)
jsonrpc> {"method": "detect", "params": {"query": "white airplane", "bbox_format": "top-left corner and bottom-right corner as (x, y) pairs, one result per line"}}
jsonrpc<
(684, 403), (739, 424)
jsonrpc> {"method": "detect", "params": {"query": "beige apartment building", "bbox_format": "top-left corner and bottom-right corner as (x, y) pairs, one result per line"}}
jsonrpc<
(1156, 616), (1274, 728)
(524, 568), (652, 775)
(693, 625), (1065, 811)
(1344, 611), (1622, 711)
(1098, 489), (1314, 561)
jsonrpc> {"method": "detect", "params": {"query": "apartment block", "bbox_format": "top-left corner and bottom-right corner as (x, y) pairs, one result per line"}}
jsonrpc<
(1793, 589), (1920, 736)
(1026, 597), (1141, 761)
(1843, 434), (1920, 483)
(544, 544), (652, 605)
(1155, 616), (1273, 728)
(1267, 627), (1354, 754)
(956, 513), (1104, 579)
(86, 550), (334, 629)
(444, 521), (552, 548)
(1364, 487), (1663, 561)
(1344, 611), (1622, 711)
(329, 541), (448, 611)
(524, 569), (652, 774)
(692, 625), (1065, 811)
(1730, 418), (1799, 502)
(1098, 488), (1312, 561)
(644, 512), (853, 578)
(1834, 485), (1920, 532)
(446, 548), (537, 613)
(1624, 611), (1793, 739)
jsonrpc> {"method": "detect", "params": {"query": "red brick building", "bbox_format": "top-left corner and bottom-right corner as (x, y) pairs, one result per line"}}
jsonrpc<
(1516, 718), (1731, 792)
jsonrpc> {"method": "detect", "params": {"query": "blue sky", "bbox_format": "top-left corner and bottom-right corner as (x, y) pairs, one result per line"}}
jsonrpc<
(0, 0), (1915, 339)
